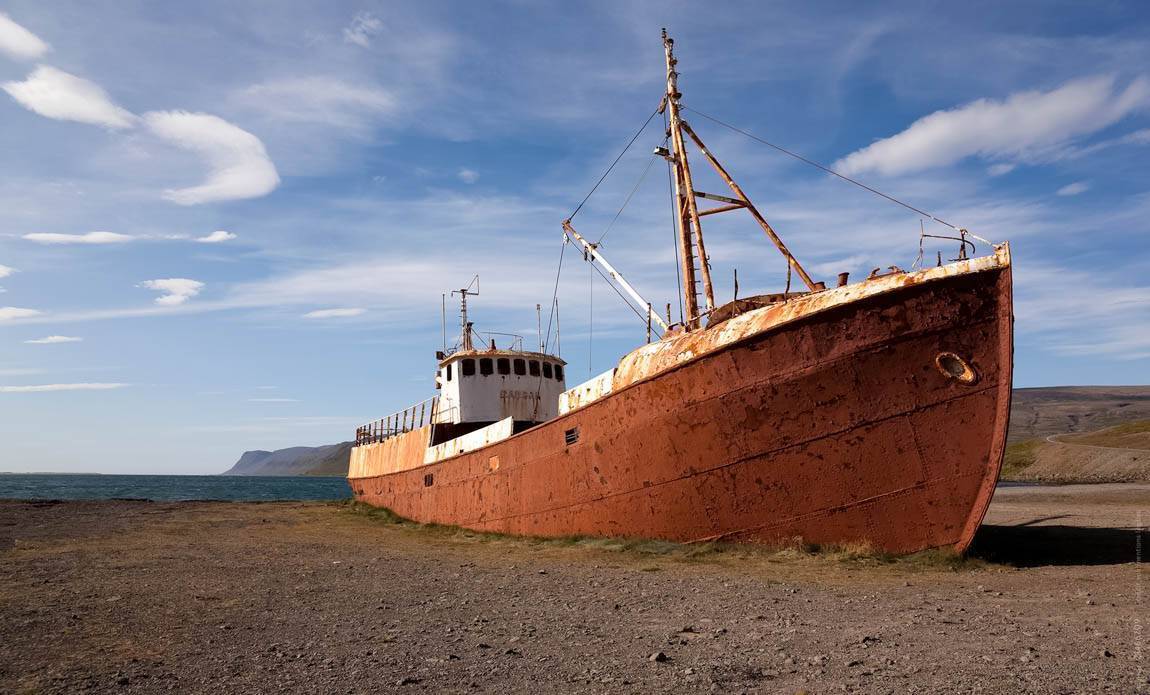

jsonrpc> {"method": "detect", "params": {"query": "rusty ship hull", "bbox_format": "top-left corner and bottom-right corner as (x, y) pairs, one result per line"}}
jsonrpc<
(349, 249), (1012, 554)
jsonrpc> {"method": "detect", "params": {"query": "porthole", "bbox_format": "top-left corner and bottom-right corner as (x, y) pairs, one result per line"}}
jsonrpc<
(935, 352), (977, 384)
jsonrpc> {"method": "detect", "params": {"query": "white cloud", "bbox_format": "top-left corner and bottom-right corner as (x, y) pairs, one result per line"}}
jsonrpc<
(144, 111), (280, 205)
(196, 230), (237, 243)
(24, 335), (82, 344)
(457, 168), (480, 184)
(1056, 181), (1090, 196)
(248, 397), (299, 403)
(302, 307), (366, 319)
(835, 75), (1150, 176)
(0, 382), (127, 393)
(0, 12), (50, 61)
(987, 163), (1016, 177)
(23, 231), (134, 245)
(138, 278), (204, 306)
(0, 307), (41, 320)
(1055, 128), (1150, 160)
(2, 66), (136, 129)
(239, 78), (395, 130)
(0, 264), (14, 279)
(343, 12), (383, 48)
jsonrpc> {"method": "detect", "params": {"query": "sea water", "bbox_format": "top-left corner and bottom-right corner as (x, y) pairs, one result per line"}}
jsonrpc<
(0, 474), (351, 501)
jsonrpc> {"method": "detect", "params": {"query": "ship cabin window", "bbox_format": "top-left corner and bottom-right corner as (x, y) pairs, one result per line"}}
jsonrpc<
(480, 358), (493, 376)
(497, 358), (511, 375)
(445, 363), (453, 382)
(529, 360), (540, 377)
(542, 362), (553, 379)
(555, 364), (564, 381)
(461, 359), (476, 377)
(513, 359), (526, 376)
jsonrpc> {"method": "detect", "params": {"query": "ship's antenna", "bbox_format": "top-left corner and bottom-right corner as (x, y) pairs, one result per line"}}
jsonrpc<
(536, 303), (542, 353)
(441, 293), (447, 353)
(451, 275), (479, 351)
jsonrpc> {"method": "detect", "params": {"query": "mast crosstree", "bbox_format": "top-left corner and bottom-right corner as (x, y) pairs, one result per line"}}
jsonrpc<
(659, 28), (820, 329)
(563, 30), (822, 337)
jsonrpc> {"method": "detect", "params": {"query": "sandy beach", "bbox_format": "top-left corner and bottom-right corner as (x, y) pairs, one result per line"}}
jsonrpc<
(2, 484), (1147, 694)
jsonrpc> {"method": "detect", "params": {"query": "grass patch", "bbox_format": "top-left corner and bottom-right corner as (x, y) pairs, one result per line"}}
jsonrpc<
(1062, 418), (1150, 449)
(334, 500), (991, 571)
(1001, 438), (1042, 478)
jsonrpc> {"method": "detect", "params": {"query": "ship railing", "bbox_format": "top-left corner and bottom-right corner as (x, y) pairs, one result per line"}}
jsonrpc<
(355, 396), (440, 447)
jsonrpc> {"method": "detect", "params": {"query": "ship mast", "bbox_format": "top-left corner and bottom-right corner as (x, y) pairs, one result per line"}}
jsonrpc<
(663, 29), (712, 330)
(661, 29), (820, 330)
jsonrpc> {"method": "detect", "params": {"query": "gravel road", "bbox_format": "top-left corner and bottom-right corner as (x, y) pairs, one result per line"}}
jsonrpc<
(2, 484), (1147, 694)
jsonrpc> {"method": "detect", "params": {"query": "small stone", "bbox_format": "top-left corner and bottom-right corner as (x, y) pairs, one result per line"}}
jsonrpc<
(397, 676), (420, 686)
(538, 570), (547, 575)
(846, 660), (863, 668)
(648, 652), (669, 663)
(1103, 649), (1115, 658)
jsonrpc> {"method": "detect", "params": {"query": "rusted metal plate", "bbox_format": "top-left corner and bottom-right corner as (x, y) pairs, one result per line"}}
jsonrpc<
(350, 250), (1013, 555)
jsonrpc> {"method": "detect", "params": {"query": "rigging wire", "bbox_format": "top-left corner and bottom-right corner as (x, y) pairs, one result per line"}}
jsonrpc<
(567, 107), (661, 222)
(682, 106), (990, 243)
(542, 238), (567, 354)
(596, 148), (663, 245)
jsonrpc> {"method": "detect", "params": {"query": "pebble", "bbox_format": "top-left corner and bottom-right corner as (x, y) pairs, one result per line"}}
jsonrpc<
(648, 652), (669, 663)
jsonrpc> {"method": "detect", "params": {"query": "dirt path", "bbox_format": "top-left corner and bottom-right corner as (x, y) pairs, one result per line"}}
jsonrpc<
(1, 485), (1147, 694)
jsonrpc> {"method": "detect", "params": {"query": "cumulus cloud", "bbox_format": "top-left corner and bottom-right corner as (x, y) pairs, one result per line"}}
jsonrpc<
(0, 307), (42, 320)
(302, 307), (366, 319)
(343, 12), (383, 47)
(2, 66), (136, 129)
(138, 278), (204, 306)
(0, 382), (127, 393)
(23, 231), (134, 245)
(0, 12), (50, 61)
(457, 168), (479, 184)
(835, 75), (1150, 176)
(1056, 181), (1090, 196)
(0, 264), (14, 279)
(144, 111), (280, 205)
(239, 78), (395, 130)
(24, 335), (82, 344)
(196, 230), (237, 243)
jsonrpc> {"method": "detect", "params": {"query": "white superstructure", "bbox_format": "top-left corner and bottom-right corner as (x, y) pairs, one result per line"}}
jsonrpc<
(435, 350), (567, 425)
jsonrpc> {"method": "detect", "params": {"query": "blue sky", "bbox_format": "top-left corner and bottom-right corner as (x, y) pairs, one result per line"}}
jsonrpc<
(1, 1), (1148, 474)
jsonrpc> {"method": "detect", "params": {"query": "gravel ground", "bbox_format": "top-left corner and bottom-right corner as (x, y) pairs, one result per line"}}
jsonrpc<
(1, 484), (1147, 694)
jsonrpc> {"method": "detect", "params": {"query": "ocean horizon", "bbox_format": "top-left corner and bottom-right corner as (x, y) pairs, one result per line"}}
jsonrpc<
(0, 473), (351, 502)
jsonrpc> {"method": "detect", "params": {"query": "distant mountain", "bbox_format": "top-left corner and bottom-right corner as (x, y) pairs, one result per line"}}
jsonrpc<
(221, 442), (352, 476)
(1008, 386), (1150, 442)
